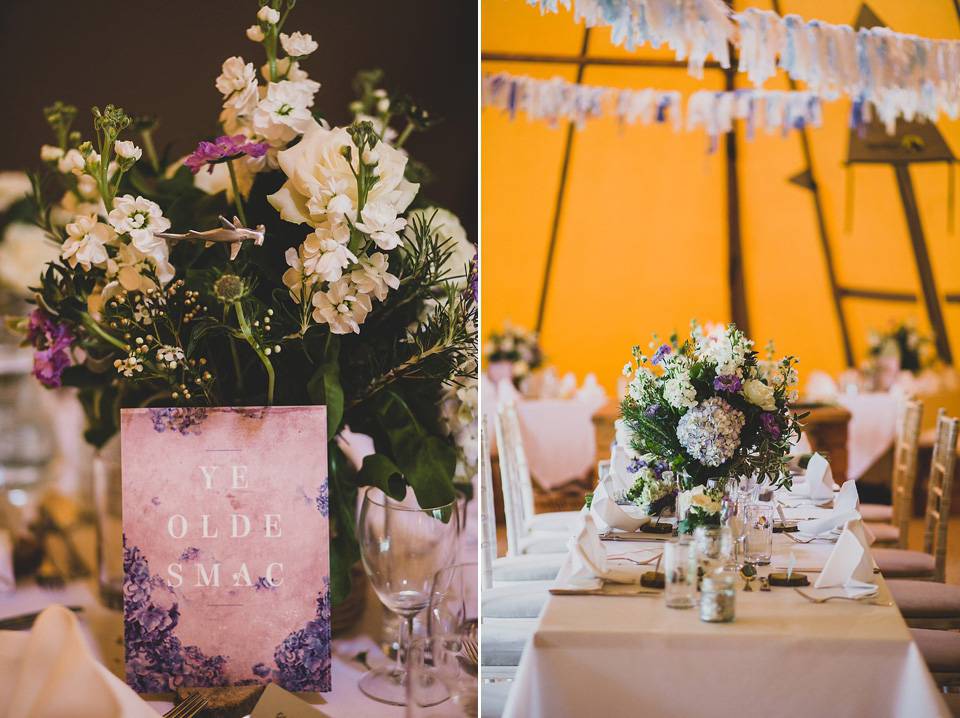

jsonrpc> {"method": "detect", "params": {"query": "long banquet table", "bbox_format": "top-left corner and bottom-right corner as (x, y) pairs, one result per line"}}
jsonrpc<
(500, 500), (950, 718)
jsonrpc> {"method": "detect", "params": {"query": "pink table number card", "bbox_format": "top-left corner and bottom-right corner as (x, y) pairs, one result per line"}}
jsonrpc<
(120, 406), (330, 693)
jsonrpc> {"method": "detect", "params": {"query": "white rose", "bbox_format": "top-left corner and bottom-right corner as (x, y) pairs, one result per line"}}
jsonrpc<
(742, 378), (777, 411)
(268, 125), (418, 228)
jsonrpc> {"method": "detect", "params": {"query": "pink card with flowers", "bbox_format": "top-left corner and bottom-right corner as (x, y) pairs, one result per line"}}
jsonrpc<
(120, 406), (330, 693)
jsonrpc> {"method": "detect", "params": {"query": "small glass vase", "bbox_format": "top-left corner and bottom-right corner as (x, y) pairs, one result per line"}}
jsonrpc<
(676, 480), (726, 535)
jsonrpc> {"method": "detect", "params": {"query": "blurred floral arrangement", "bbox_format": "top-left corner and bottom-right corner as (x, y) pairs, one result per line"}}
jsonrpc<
(866, 318), (936, 375)
(4, 0), (477, 602)
(620, 322), (803, 533)
(483, 321), (543, 385)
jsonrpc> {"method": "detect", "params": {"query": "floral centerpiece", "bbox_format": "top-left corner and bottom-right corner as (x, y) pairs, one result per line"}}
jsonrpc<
(620, 322), (803, 533)
(483, 321), (543, 387)
(866, 318), (936, 374)
(7, 0), (477, 603)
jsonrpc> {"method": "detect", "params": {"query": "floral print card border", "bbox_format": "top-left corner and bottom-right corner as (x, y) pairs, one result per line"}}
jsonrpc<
(120, 406), (331, 692)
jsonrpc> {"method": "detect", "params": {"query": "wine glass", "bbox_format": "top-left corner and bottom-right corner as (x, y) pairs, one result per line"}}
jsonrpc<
(357, 488), (460, 705)
(406, 562), (479, 717)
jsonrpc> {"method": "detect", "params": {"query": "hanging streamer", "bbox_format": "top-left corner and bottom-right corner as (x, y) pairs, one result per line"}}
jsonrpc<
(482, 71), (823, 150)
(523, 0), (960, 134)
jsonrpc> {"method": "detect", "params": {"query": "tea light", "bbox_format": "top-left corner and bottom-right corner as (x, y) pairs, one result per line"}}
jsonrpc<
(700, 574), (736, 622)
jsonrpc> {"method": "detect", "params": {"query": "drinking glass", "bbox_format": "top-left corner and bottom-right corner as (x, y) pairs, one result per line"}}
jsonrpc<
(406, 562), (479, 716)
(744, 503), (774, 566)
(664, 536), (697, 609)
(693, 525), (733, 576)
(357, 488), (460, 705)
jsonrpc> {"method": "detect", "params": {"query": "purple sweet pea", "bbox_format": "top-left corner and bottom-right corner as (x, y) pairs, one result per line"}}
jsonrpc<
(650, 343), (672, 365)
(184, 134), (271, 174)
(26, 309), (75, 388)
(760, 411), (781, 439)
(713, 374), (743, 392)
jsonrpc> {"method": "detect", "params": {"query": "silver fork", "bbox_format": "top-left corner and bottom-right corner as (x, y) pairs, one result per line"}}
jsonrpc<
(794, 588), (893, 606)
(163, 691), (207, 718)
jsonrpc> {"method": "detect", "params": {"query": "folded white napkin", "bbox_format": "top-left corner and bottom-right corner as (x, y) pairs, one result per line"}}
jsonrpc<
(567, 515), (643, 588)
(0, 531), (14, 596)
(573, 373), (607, 411)
(589, 475), (648, 534)
(0, 604), (158, 718)
(610, 445), (632, 484)
(797, 480), (862, 537)
(797, 453), (835, 501)
(812, 519), (878, 598)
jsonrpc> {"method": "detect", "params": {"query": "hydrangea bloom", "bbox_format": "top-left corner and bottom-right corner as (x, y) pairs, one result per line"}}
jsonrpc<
(675, 396), (745, 466)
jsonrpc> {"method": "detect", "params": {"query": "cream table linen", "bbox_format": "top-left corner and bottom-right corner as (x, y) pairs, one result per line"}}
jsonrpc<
(501, 503), (948, 718)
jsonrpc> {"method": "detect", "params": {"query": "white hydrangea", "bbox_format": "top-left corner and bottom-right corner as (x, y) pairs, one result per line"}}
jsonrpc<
(663, 372), (698, 410)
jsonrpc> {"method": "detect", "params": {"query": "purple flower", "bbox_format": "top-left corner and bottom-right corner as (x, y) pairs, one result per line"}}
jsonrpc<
(463, 252), (478, 303)
(761, 411), (781, 439)
(184, 135), (271, 174)
(650, 343), (672, 365)
(713, 374), (743, 392)
(25, 309), (75, 387)
(644, 404), (660, 418)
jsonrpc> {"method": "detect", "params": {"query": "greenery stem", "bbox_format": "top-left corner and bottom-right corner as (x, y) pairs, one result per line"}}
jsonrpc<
(140, 129), (160, 173)
(394, 122), (415, 150)
(234, 302), (275, 405)
(226, 160), (247, 226)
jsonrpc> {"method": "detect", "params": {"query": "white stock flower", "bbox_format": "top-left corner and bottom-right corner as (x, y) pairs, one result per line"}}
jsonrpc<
(301, 227), (357, 283)
(269, 126), (417, 228)
(402, 207), (474, 288)
(0, 171), (32, 212)
(246, 24), (265, 42)
(281, 245), (318, 302)
(354, 200), (406, 251)
(257, 5), (280, 23)
(58, 149), (85, 175)
(280, 31), (318, 57)
(40, 145), (63, 162)
(252, 80), (317, 144)
(350, 252), (399, 301)
(0, 223), (60, 293)
(216, 57), (259, 113)
(61, 214), (116, 271)
(305, 177), (356, 225)
(107, 195), (171, 254)
(742, 378), (777, 411)
(114, 140), (142, 161)
(101, 242), (174, 304)
(311, 279), (373, 334)
(663, 372), (698, 410)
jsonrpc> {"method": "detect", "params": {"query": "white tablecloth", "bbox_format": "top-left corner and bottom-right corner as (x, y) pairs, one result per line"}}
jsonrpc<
(502, 507), (948, 718)
(834, 393), (900, 481)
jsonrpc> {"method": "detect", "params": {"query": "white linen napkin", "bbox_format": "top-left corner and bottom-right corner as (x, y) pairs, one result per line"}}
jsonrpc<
(566, 515), (643, 588)
(0, 604), (158, 718)
(796, 480), (863, 538)
(589, 475), (648, 534)
(812, 519), (878, 598)
(610, 445), (632, 484)
(573, 373), (607, 412)
(797, 453), (835, 501)
(0, 531), (14, 596)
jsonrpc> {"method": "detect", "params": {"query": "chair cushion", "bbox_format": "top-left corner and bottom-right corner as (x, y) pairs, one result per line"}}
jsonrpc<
(873, 548), (937, 578)
(860, 503), (894, 522)
(864, 522), (900, 544)
(480, 618), (538, 666)
(481, 681), (513, 718)
(492, 553), (565, 583)
(518, 533), (571, 554)
(942, 691), (960, 718)
(911, 628), (960, 672)
(889, 580), (960, 618)
(482, 581), (551, 619)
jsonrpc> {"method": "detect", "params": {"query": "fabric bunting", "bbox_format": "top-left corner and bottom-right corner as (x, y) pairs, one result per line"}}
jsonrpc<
(482, 71), (823, 150)
(525, 0), (960, 133)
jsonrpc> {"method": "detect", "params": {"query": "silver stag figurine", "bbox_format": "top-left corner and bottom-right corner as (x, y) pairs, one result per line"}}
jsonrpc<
(156, 215), (265, 261)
